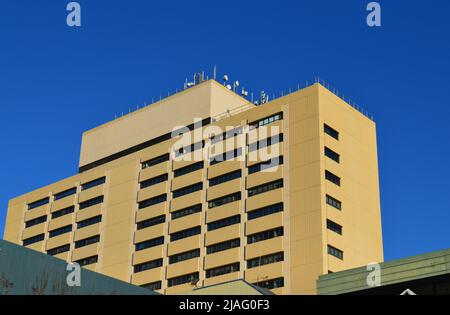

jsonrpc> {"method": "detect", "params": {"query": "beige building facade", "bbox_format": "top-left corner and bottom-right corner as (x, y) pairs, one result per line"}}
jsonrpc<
(4, 79), (383, 294)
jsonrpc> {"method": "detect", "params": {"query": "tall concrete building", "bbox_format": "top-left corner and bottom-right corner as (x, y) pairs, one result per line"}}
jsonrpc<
(3, 78), (383, 294)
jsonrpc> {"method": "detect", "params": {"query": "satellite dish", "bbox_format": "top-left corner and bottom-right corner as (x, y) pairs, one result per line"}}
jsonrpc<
(226, 84), (232, 90)
(234, 80), (240, 87)
(223, 75), (229, 82)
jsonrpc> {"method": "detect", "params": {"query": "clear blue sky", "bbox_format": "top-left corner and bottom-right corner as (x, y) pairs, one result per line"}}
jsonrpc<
(0, 1), (449, 261)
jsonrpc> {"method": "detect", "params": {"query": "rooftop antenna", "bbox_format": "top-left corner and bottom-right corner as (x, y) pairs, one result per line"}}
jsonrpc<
(213, 65), (217, 80)
(233, 80), (239, 92)
(223, 74), (229, 86)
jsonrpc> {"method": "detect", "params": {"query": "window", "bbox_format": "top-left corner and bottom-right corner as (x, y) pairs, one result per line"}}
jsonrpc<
(52, 206), (75, 219)
(174, 161), (204, 178)
(172, 183), (203, 199)
(140, 173), (168, 189)
(136, 215), (165, 230)
(23, 234), (44, 246)
(75, 255), (98, 267)
(169, 249), (200, 264)
(170, 226), (201, 242)
(142, 153), (170, 169)
(168, 272), (199, 287)
(134, 259), (163, 273)
(247, 227), (283, 244)
(326, 195), (342, 210)
(208, 192), (241, 209)
(248, 179), (283, 197)
(210, 148), (242, 166)
(75, 235), (100, 249)
(324, 147), (340, 163)
(248, 156), (283, 174)
(248, 203), (283, 220)
(254, 277), (284, 289)
(54, 187), (77, 201)
(77, 215), (102, 229)
(250, 113), (283, 130)
(174, 141), (204, 158)
(324, 124), (339, 140)
(171, 204), (202, 220)
(27, 197), (49, 210)
(135, 236), (164, 251)
(248, 134), (283, 152)
(25, 215), (47, 228)
(207, 215), (240, 232)
(141, 281), (162, 291)
(79, 196), (104, 210)
(209, 170), (241, 187)
(325, 170), (341, 186)
(138, 194), (167, 209)
(247, 252), (284, 269)
(206, 238), (240, 254)
(47, 244), (70, 256)
(81, 177), (105, 191)
(206, 263), (240, 278)
(49, 225), (72, 238)
(211, 126), (243, 144)
(327, 219), (342, 235)
(328, 245), (344, 260)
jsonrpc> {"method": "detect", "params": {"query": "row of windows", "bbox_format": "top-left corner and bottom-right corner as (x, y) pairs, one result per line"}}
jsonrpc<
(207, 215), (241, 232)
(170, 226), (201, 242)
(248, 156), (283, 175)
(25, 215), (47, 228)
(209, 170), (242, 187)
(54, 187), (77, 201)
(325, 170), (341, 186)
(79, 196), (104, 210)
(174, 141), (204, 158)
(168, 272), (199, 287)
(206, 262), (240, 278)
(52, 206), (75, 219)
(81, 177), (105, 191)
(142, 153), (170, 170)
(77, 215), (102, 229)
(324, 146), (340, 163)
(140, 173), (168, 190)
(248, 179), (283, 197)
(248, 203), (283, 220)
(328, 245), (344, 260)
(172, 183), (203, 199)
(23, 233), (45, 246)
(47, 244), (70, 256)
(324, 123), (339, 140)
(255, 277), (284, 289)
(250, 113), (283, 130)
(135, 236), (164, 251)
(75, 235), (100, 249)
(27, 197), (49, 210)
(248, 134), (283, 152)
(169, 249), (200, 264)
(134, 258), (163, 273)
(327, 219), (343, 235)
(136, 215), (165, 230)
(206, 238), (240, 254)
(208, 192), (241, 209)
(75, 255), (98, 267)
(171, 204), (202, 220)
(247, 227), (283, 244)
(138, 194), (167, 209)
(326, 195), (342, 210)
(49, 225), (72, 238)
(210, 148), (242, 166)
(211, 126), (243, 144)
(247, 252), (284, 269)
(141, 281), (162, 291)
(174, 161), (204, 178)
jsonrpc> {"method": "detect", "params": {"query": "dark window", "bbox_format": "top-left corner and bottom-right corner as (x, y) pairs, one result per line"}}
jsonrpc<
(142, 153), (170, 169)
(172, 183), (203, 199)
(326, 195), (342, 210)
(174, 161), (204, 178)
(135, 236), (164, 251)
(254, 277), (284, 289)
(134, 259), (163, 273)
(23, 234), (44, 246)
(211, 127), (243, 144)
(327, 219), (342, 235)
(79, 196), (104, 210)
(77, 215), (102, 229)
(247, 252), (284, 269)
(208, 192), (241, 209)
(248, 203), (283, 220)
(206, 239), (240, 254)
(136, 215), (165, 230)
(207, 215), (240, 232)
(168, 272), (199, 287)
(248, 134), (283, 152)
(206, 263), (240, 278)
(141, 281), (162, 291)
(248, 156), (283, 174)
(52, 206), (75, 219)
(325, 170), (341, 186)
(140, 173), (168, 189)
(210, 148), (242, 166)
(54, 187), (77, 201)
(49, 225), (72, 238)
(138, 194), (167, 209)
(27, 197), (49, 210)
(81, 177), (105, 191)
(75, 235), (100, 249)
(169, 249), (200, 264)
(328, 245), (344, 260)
(248, 179), (283, 197)
(324, 147), (340, 163)
(250, 113), (283, 129)
(75, 255), (98, 267)
(247, 227), (284, 244)
(47, 244), (70, 256)
(171, 204), (202, 220)
(324, 124), (339, 140)
(209, 170), (242, 187)
(170, 226), (201, 242)
(25, 215), (47, 228)
(174, 141), (204, 158)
